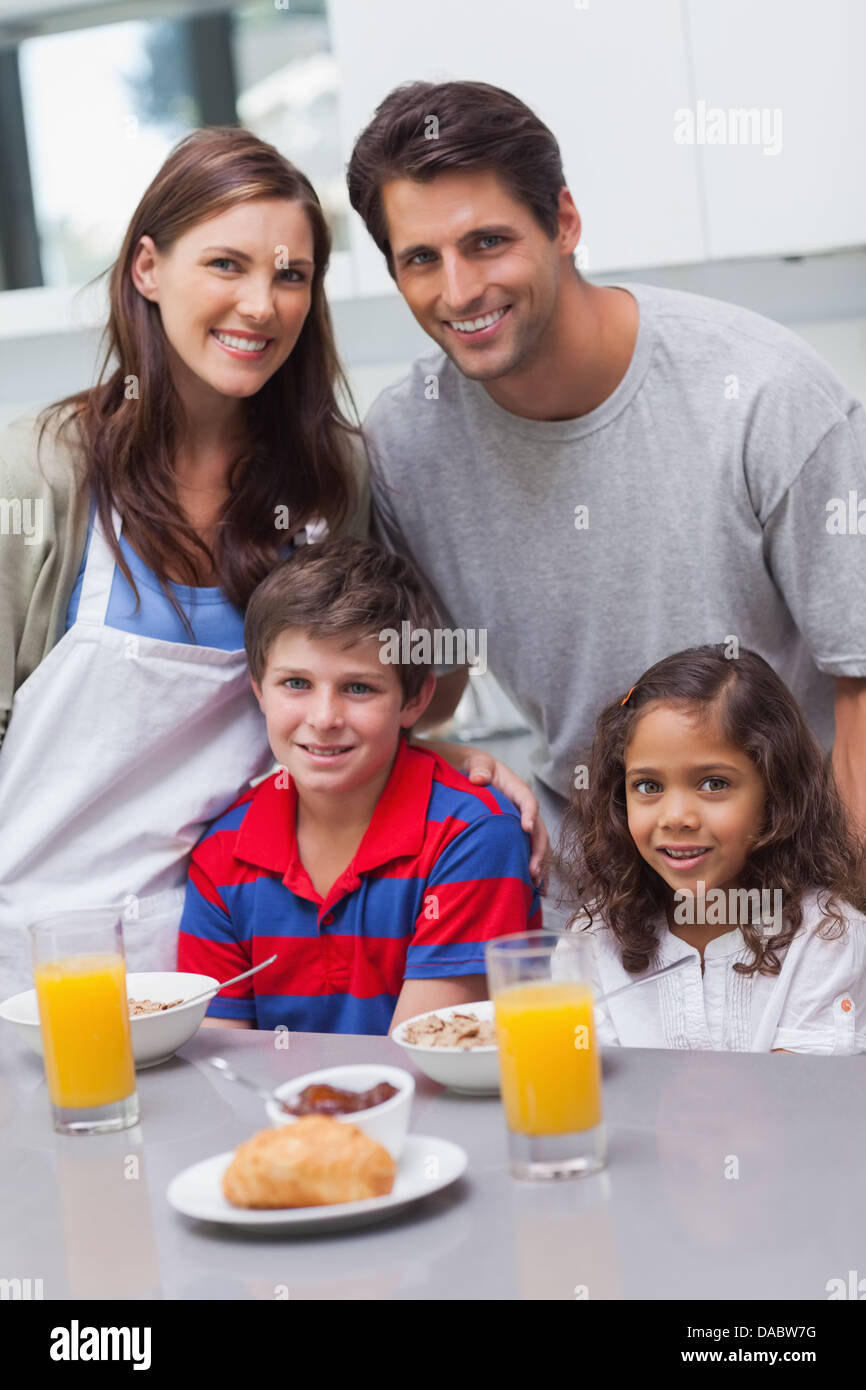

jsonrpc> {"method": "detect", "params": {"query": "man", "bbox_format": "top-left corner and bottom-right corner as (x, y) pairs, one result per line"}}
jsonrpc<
(347, 79), (866, 857)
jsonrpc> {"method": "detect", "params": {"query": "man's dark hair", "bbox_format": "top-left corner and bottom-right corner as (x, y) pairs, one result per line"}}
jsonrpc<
(244, 537), (441, 702)
(347, 80), (568, 278)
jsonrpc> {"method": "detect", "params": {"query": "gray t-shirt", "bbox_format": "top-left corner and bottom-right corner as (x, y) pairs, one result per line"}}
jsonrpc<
(364, 281), (866, 829)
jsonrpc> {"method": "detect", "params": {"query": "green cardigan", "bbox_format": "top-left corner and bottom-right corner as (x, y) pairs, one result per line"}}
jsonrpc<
(0, 407), (371, 748)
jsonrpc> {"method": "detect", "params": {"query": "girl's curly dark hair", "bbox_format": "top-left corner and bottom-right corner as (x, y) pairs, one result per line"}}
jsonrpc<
(554, 645), (866, 976)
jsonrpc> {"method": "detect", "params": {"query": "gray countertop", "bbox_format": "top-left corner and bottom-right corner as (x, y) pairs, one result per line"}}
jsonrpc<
(2, 1023), (863, 1301)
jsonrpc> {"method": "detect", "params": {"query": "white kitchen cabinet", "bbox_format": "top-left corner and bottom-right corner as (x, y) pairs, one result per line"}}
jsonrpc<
(686, 0), (866, 259)
(328, 0), (704, 295)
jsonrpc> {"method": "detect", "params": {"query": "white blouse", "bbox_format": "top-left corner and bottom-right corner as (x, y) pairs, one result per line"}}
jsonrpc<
(569, 892), (866, 1053)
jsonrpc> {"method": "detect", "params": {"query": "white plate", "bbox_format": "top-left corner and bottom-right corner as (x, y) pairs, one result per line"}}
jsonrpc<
(167, 1133), (468, 1234)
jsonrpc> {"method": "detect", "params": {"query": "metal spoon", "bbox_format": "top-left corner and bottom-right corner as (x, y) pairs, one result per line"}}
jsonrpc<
(207, 1055), (282, 1105)
(595, 954), (693, 1006)
(174, 954), (278, 1010)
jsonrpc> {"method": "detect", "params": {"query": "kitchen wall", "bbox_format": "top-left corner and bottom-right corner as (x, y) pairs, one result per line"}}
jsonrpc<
(2, 247), (865, 428)
(2, 0), (865, 422)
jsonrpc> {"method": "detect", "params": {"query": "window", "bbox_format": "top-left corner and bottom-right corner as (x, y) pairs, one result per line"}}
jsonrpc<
(19, 18), (198, 286)
(3, 0), (347, 290)
(234, 3), (348, 254)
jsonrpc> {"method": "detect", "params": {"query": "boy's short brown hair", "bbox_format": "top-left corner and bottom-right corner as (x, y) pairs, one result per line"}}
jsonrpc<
(244, 537), (441, 701)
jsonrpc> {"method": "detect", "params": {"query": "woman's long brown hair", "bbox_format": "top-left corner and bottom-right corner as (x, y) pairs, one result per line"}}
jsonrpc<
(555, 645), (866, 976)
(38, 126), (362, 633)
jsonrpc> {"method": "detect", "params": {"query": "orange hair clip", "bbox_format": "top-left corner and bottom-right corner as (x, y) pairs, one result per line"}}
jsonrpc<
(620, 685), (637, 707)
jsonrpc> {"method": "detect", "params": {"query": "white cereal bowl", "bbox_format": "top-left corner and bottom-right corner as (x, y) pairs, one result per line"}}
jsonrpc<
(391, 1001), (500, 1095)
(0, 971), (219, 1070)
(265, 1064), (414, 1161)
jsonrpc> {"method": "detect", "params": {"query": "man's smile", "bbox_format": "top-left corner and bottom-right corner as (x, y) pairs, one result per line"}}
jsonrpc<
(444, 304), (512, 339)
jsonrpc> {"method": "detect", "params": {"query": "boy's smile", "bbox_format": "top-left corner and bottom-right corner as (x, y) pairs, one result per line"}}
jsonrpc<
(624, 701), (766, 909)
(298, 742), (355, 762)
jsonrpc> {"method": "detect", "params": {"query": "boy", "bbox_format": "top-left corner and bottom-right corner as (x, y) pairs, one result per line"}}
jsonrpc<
(177, 538), (540, 1033)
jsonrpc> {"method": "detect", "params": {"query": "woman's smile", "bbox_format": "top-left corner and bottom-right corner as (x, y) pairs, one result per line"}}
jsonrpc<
(209, 328), (273, 360)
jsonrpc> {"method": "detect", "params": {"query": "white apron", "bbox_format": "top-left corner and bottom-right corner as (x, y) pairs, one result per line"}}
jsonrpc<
(0, 504), (274, 998)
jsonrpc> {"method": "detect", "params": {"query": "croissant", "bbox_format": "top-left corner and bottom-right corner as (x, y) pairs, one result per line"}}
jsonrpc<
(222, 1116), (396, 1209)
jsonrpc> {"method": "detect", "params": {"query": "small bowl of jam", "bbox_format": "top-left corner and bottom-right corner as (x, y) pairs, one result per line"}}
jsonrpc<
(266, 1064), (414, 1160)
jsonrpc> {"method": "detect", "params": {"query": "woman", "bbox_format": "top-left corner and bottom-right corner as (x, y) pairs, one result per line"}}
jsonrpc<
(0, 127), (543, 998)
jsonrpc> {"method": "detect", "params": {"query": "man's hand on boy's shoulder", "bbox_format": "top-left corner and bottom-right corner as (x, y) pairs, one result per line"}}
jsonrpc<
(460, 746), (549, 880)
(414, 735), (550, 891)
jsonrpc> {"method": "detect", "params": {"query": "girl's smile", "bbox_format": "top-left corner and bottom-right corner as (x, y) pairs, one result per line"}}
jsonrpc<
(656, 844), (713, 871)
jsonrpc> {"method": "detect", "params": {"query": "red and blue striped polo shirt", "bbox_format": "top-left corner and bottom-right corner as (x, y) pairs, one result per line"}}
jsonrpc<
(177, 739), (541, 1034)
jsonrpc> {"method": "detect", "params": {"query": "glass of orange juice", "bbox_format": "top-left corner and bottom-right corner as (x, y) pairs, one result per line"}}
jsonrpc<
(29, 908), (139, 1135)
(486, 931), (606, 1180)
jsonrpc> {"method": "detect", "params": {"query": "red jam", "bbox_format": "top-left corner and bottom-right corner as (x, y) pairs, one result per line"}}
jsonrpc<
(281, 1081), (399, 1117)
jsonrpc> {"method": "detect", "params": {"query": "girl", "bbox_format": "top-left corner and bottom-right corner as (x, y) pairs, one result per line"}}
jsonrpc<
(556, 644), (866, 1053)
(0, 126), (541, 998)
